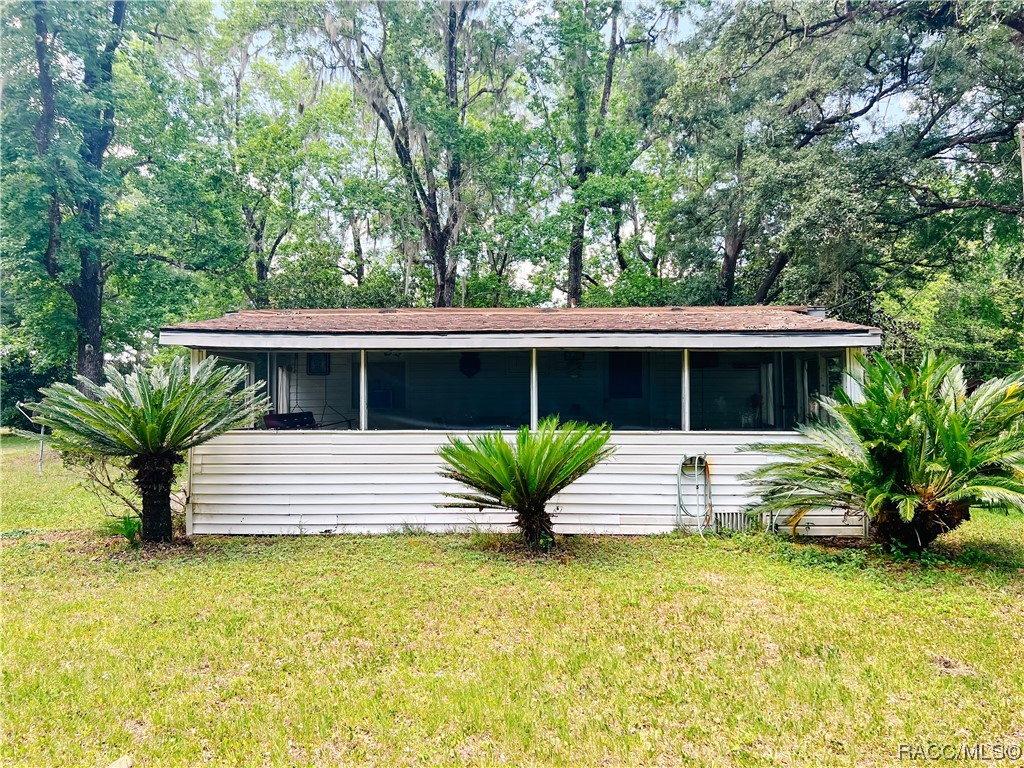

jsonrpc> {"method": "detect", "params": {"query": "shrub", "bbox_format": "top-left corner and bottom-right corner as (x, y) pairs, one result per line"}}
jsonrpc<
(437, 416), (616, 550)
(104, 514), (142, 545)
(31, 357), (269, 542)
(745, 352), (1024, 551)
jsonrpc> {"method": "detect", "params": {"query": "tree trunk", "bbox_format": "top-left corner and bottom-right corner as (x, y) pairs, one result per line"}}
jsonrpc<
(754, 251), (791, 304)
(516, 503), (555, 551)
(252, 255), (271, 309)
(72, 196), (106, 386)
(613, 212), (628, 273)
(718, 143), (746, 304)
(350, 213), (365, 286)
(869, 501), (972, 552)
(31, 1), (126, 387)
(567, 209), (586, 307)
(430, 241), (458, 307)
(130, 452), (183, 543)
(718, 225), (746, 304)
(75, 285), (104, 386)
(441, 270), (457, 307)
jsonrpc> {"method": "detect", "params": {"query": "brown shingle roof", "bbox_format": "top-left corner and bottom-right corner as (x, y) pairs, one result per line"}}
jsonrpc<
(162, 306), (878, 335)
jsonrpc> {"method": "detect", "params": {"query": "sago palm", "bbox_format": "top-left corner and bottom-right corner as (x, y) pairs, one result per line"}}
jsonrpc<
(437, 416), (616, 550)
(745, 352), (1024, 551)
(31, 356), (269, 542)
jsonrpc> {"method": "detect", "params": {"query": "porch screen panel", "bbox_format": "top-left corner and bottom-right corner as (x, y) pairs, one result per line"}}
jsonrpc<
(366, 350), (531, 429)
(689, 350), (844, 431)
(272, 351), (358, 429)
(537, 350), (682, 430)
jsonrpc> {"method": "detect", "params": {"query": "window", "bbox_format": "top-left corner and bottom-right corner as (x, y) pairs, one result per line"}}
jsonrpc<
(538, 350), (681, 430)
(365, 350), (530, 430)
(689, 350), (844, 431)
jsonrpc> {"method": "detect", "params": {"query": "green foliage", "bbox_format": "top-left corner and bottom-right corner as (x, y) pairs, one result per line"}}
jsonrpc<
(584, 267), (714, 307)
(267, 252), (416, 309)
(745, 353), (1024, 551)
(0, 0), (241, 376)
(657, 0), (1023, 309)
(437, 416), (616, 550)
(30, 356), (269, 541)
(0, 340), (71, 429)
(880, 247), (1024, 379)
(104, 514), (142, 546)
(2, 0), (1022, 376)
(30, 357), (269, 458)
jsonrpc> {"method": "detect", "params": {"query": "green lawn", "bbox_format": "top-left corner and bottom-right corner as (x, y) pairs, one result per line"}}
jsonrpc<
(2, 435), (1023, 767)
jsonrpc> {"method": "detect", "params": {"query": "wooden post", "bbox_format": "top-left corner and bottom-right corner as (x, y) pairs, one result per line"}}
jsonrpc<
(530, 348), (539, 430)
(359, 350), (368, 431)
(682, 349), (691, 431)
(189, 348), (206, 375)
(185, 348), (206, 537)
(266, 352), (274, 412)
(843, 348), (866, 403)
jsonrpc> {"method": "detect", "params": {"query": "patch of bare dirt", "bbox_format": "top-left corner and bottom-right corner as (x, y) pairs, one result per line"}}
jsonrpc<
(930, 654), (975, 676)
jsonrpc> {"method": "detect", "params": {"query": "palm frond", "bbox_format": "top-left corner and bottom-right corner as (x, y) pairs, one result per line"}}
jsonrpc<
(30, 357), (270, 458)
(743, 352), (1024, 549)
(437, 416), (615, 516)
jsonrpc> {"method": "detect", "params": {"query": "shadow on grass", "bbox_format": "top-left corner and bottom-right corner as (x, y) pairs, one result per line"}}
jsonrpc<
(766, 518), (1024, 576)
(7, 511), (1022, 582)
(454, 528), (651, 567)
(932, 539), (1024, 572)
(927, 510), (1024, 572)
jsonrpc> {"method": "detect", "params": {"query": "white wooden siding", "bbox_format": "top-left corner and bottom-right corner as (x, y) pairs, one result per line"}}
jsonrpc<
(187, 431), (863, 538)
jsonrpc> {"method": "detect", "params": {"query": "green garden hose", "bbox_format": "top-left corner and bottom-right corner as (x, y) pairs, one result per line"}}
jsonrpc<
(676, 454), (713, 535)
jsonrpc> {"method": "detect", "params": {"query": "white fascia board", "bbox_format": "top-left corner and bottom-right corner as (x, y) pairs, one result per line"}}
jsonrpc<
(160, 329), (882, 350)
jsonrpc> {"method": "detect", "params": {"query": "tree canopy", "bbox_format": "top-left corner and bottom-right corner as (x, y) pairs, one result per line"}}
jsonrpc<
(2, 0), (1022, 403)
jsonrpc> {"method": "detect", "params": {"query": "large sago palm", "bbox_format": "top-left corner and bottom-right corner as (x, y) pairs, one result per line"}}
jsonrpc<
(32, 357), (269, 542)
(437, 416), (616, 550)
(745, 353), (1024, 551)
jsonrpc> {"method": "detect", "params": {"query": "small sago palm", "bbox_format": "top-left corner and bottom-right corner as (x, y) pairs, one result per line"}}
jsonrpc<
(745, 352), (1024, 551)
(31, 357), (269, 542)
(437, 416), (616, 550)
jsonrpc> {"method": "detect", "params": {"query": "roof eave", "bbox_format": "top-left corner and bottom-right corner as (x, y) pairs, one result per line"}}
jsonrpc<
(159, 328), (883, 350)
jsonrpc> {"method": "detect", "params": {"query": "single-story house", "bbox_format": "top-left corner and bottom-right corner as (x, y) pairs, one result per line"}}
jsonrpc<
(159, 306), (881, 537)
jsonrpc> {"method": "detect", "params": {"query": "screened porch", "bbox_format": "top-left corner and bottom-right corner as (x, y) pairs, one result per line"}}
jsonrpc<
(206, 347), (849, 433)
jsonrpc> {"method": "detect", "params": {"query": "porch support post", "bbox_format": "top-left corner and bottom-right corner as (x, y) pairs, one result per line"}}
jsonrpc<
(682, 349), (691, 431)
(843, 347), (865, 403)
(185, 347), (206, 538)
(266, 352), (274, 412)
(359, 349), (368, 430)
(189, 348), (206, 376)
(530, 348), (538, 430)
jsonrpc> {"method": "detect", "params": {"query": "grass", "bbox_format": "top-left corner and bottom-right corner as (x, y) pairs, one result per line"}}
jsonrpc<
(1, 433), (109, 532)
(2, 435), (1024, 766)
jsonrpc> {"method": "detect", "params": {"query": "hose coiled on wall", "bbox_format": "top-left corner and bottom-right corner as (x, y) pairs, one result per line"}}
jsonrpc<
(676, 454), (713, 535)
